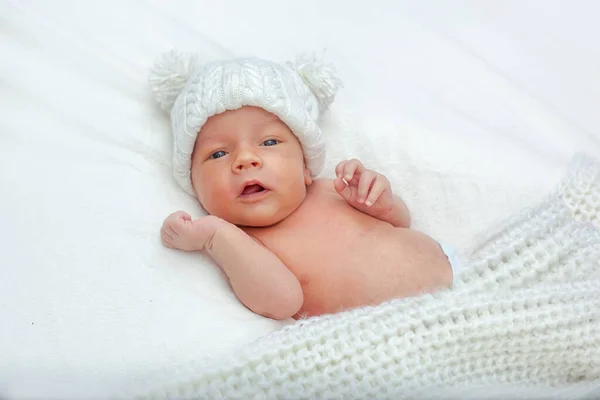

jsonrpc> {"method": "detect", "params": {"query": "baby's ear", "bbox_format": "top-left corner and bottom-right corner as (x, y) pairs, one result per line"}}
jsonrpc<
(288, 53), (343, 113)
(304, 166), (313, 186)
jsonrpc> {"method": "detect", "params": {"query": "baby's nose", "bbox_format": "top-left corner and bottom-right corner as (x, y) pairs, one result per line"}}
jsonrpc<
(233, 149), (262, 171)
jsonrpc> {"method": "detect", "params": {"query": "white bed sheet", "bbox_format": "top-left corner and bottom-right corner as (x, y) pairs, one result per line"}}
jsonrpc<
(1, 0), (600, 398)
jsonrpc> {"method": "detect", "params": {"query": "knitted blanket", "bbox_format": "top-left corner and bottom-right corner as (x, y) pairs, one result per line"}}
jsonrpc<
(134, 153), (600, 400)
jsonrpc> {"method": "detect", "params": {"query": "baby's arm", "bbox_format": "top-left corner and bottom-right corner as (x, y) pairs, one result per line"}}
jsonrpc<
(207, 223), (303, 320)
(161, 211), (303, 320)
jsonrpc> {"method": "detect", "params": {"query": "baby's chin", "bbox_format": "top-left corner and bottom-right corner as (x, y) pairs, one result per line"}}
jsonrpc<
(230, 211), (289, 228)
(211, 204), (294, 228)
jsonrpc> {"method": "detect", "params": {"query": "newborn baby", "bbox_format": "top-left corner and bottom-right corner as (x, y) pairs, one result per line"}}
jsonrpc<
(149, 51), (459, 320)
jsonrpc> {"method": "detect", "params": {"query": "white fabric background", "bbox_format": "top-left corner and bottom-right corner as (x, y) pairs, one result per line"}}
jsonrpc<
(1, 0), (600, 398)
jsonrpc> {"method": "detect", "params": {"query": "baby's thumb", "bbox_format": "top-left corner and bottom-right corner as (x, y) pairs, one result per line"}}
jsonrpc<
(334, 178), (352, 202)
(173, 210), (192, 221)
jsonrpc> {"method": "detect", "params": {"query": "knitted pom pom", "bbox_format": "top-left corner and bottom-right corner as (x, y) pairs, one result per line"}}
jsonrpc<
(148, 49), (198, 112)
(289, 53), (343, 113)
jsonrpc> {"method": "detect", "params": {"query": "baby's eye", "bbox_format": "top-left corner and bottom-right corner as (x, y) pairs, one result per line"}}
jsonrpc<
(263, 139), (279, 146)
(209, 150), (227, 159)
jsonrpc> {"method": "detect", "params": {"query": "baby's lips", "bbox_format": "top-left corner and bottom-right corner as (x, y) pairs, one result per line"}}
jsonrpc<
(239, 179), (269, 195)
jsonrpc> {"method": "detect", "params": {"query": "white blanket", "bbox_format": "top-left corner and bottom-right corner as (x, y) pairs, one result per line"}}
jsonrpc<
(132, 154), (600, 399)
(2, 1), (600, 398)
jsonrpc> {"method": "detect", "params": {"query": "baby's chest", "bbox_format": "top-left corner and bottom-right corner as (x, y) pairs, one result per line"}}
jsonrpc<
(260, 211), (358, 263)
(258, 194), (371, 256)
(254, 205), (396, 282)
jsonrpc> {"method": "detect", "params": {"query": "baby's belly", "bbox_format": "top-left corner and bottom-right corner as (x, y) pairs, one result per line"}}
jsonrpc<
(270, 223), (453, 319)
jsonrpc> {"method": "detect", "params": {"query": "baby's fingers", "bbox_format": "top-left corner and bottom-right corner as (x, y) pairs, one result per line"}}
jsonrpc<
(357, 170), (377, 203)
(335, 161), (348, 179)
(365, 176), (387, 206)
(171, 211), (192, 221)
(161, 229), (175, 248)
(333, 177), (353, 202)
(165, 222), (180, 237)
(341, 158), (365, 182)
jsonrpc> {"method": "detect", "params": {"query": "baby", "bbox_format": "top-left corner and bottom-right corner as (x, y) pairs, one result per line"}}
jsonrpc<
(149, 51), (459, 320)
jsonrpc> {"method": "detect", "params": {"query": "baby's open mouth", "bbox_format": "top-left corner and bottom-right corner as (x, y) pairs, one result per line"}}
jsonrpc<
(241, 184), (266, 196)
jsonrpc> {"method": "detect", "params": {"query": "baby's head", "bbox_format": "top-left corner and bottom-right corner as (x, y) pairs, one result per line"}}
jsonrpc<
(190, 105), (311, 227)
(149, 50), (342, 226)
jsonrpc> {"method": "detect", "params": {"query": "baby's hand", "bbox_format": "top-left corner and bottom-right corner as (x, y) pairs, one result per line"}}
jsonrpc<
(334, 158), (395, 218)
(160, 211), (224, 252)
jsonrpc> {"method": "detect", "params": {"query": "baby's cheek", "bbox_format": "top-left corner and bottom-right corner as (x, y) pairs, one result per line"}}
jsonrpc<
(194, 182), (220, 212)
(201, 192), (225, 215)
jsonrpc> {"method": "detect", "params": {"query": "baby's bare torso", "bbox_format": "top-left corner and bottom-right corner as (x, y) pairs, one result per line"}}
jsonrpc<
(243, 179), (452, 318)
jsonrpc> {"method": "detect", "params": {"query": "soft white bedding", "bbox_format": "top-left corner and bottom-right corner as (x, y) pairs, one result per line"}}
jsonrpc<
(1, 1), (600, 398)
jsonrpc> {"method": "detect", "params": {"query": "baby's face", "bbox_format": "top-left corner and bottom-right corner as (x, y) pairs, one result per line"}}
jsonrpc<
(190, 106), (312, 227)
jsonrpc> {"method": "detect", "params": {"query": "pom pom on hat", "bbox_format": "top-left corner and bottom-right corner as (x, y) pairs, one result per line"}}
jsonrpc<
(288, 53), (343, 112)
(148, 49), (198, 112)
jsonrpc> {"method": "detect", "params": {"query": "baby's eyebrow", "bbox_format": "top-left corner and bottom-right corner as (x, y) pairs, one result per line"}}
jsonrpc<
(195, 131), (224, 146)
(254, 119), (283, 131)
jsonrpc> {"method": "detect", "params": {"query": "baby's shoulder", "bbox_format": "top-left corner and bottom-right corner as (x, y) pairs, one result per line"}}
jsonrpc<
(311, 177), (334, 188)
(306, 178), (335, 197)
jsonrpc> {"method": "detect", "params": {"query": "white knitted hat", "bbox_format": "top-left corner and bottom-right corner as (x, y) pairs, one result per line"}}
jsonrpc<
(148, 49), (343, 196)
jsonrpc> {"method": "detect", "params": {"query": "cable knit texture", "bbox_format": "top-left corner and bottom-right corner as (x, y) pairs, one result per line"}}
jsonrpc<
(148, 50), (343, 196)
(133, 153), (600, 400)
